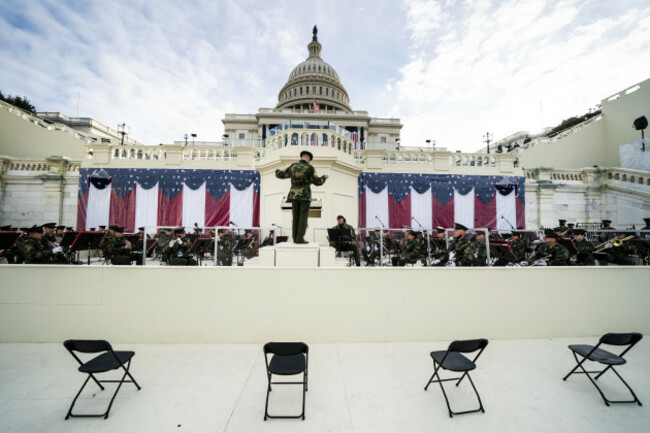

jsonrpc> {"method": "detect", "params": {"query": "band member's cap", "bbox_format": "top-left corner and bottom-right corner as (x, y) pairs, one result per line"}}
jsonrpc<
(407, 230), (417, 237)
(114, 226), (125, 233)
(300, 150), (314, 161)
(602, 219), (612, 224)
(643, 217), (650, 223)
(173, 227), (185, 234)
(0, 225), (11, 231)
(573, 229), (586, 235)
(108, 225), (118, 231)
(43, 222), (57, 229)
(56, 225), (66, 230)
(454, 223), (469, 231)
(558, 219), (566, 224)
(511, 231), (521, 237)
(27, 225), (43, 233)
(138, 226), (145, 231)
(89, 227), (96, 231)
(337, 215), (345, 220)
(435, 226), (445, 233)
(66, 227), (73, 231)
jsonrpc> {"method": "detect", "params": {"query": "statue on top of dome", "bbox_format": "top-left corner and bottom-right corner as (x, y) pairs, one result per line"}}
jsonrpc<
(312, 25), (318, 42)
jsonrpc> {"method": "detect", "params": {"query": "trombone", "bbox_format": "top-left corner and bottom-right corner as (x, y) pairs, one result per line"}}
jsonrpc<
(594, 235), (635, 253)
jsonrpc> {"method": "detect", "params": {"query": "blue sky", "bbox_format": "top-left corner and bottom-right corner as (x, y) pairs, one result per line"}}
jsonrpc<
(1, 0), (649, 151)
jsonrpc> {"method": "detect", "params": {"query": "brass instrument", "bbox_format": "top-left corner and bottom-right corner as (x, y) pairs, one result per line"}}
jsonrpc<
(594, 235), (634, 253)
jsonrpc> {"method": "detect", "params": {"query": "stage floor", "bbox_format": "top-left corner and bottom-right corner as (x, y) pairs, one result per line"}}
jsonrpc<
(1, 338), (648, 433)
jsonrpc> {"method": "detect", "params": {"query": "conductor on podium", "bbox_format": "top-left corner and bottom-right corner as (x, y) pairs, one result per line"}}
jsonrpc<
(275, 150), (328, 243)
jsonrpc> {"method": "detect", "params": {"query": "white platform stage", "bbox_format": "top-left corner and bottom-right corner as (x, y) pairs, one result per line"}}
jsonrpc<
(1, 266), (648, 344)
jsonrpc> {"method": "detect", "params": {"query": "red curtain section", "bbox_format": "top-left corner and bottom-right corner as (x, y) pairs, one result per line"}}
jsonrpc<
(432, 195), (454, 228)
(388, 194), (411, 229)
(516, 197), (526, 229)
(252, 191), (260, 227)
(205, 189), (230, 227)
(474, 195), (497, 229)
(109, 189), (137, 232)
(358, 192), (366, 228)
(157, 191), (183, 227)
(76, 191), (88, 231)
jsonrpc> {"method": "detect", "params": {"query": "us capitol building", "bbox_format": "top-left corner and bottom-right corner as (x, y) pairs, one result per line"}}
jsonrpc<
(0, 28), (648, 234)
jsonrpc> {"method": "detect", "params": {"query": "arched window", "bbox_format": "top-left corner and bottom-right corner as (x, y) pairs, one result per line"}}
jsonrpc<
(300, 87), (303, 95)
(322, 133), (328, 146)
(311, 133), (318, 146)
(291, 133), (298, 145)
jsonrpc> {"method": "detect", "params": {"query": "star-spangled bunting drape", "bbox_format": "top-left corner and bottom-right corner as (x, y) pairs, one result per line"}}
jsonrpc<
(76, 168), (260, 231)
(358, 173), (525, 230)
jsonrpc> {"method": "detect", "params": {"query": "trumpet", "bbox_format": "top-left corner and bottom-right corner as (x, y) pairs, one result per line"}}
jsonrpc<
(594, 235), (634, 252)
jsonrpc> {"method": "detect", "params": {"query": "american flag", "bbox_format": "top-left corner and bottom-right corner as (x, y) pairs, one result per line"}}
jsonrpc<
(78, 168), (260, 231)
(358, 173), (525, 229)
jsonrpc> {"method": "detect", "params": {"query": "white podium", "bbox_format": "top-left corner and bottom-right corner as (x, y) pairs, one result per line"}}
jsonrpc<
(254, 242), (340, 267)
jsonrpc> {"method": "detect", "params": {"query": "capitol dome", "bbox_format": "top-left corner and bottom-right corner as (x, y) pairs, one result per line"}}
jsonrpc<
(276, 27), (352, 112)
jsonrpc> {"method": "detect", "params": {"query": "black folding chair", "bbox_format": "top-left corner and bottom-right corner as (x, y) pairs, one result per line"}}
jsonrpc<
(63, 340), (141, 419)
(263, 342), (309, 420)
(563, 333), (643, 406)
(424, 339), (488, 417)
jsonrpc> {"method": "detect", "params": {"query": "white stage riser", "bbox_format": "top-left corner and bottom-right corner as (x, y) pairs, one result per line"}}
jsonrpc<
(0, 266), (648, 344)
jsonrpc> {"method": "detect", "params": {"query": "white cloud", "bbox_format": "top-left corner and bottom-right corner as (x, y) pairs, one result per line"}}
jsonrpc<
(395, 0), (650, 151)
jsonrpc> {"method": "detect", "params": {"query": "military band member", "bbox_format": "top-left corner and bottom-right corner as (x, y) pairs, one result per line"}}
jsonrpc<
(430, 227), (449, 266)
(361, 229), (383, 266)
(42, 222), (58, 245)
(598, 219), (615, 243)
(448, 223), (476, 267)
(16, 225), (62, 264)
(640, 217), (650, 239)
(275, 150), (328, 244)
(536, 230), (569, 266)
(572, 229), (595, 266)
(473, 230), (488, 266)
(164, 227), (197, 266)
(509, 231), (527, 261)
(216, 229), (233, 266)
(391, 230), (420, 266)
(104, 226), (135, 265)
(330, 215), (361, 266)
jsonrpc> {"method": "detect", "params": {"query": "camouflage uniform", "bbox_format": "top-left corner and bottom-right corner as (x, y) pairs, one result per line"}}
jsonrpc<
(275, 160), (327, 242)
(392, 237), (420, 266)
(429, 238), (449, 266)
(574, 238), (595, 266)
(163, 235), (197, 266)
(104, 234), (133, 265)
(217, 234), (232, 266)
(544, 242), (570, 266)
(16, 237), (52, 264)
(329, 223), (361, 266)
(473, 237), (488, 266)
(449, 236), (476, 267)
(510, 238), (527, 261)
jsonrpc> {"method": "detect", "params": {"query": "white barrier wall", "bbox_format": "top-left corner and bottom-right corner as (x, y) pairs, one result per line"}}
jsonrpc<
(0, 266), (648, 344)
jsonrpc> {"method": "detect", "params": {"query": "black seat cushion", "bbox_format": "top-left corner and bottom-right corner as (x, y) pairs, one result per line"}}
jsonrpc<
(79, 351), (135, 373)
(431, 351), (476, 372)
(268, 354), (306, 375)
(568, 345), (626, 365)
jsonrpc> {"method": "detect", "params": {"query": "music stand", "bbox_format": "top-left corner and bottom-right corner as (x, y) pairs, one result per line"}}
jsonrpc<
(233, 236), (254, 266)
(70, 231), (105, 265)
(328, 228), (354, 262)
(489, 241), (517, 265)
(0, 231), (20, 250)
(189, 238), (212, 266)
